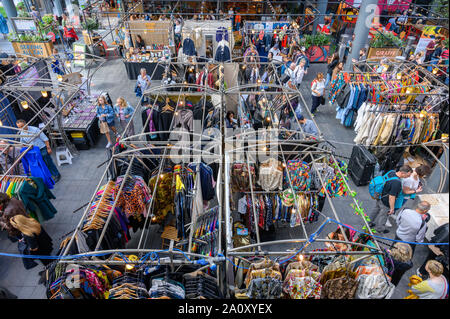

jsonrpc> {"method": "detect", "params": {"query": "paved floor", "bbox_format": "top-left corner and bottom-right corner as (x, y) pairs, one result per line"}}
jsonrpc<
(0, 41), (433, 299)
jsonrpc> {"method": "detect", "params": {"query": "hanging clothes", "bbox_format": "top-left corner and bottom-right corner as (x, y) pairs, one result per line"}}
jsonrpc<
(214, 40), (231, 62)
(20, 146), (55, 190)
(19, 177), (57, 222)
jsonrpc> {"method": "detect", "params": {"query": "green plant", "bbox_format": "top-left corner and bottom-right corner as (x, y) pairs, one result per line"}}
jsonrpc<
(81, 17), (99, 31)
(444, 38), (449, 49)
(370, 31), (405, 48)
(9, 31), (48, 42)
(298, 32), (331, 49)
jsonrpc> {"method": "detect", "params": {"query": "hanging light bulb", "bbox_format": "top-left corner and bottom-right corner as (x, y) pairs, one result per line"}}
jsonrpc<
(0, 119), (2, 126)
(41, 91), (48, 98)
(396, 73), (402, 80)
(297, 254), (304, 261)
(57, 75), (63, 82)
(125, 255), (138, 270)
(266, 116), (271, 122)
(65, 61), (71, 68)
(282, 163), (286, 168)
(151, 215), (157, 222)
(21, 101), (29, 109)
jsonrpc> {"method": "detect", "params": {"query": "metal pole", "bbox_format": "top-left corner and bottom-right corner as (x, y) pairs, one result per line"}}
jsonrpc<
(312, 0), (328, 34)
(344, 0), (379, 71)
(1, 0), (18, 33)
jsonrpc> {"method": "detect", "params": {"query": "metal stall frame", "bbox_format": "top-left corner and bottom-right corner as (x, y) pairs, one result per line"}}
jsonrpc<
(0, 52), (107, 182)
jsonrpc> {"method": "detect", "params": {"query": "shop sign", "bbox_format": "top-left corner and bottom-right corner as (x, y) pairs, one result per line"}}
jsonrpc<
(12, 41), (53, 58)
(367, 47), (402, 60)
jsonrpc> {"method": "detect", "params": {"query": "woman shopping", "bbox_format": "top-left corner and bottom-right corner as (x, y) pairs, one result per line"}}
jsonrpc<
(114, 97), (135, 137)
(10, 215), (53, 268)
(410, 260), (448, 299)
(136, 68), (152, 103)
(96, 95), (117, 148)
(310, 72), (326, 115)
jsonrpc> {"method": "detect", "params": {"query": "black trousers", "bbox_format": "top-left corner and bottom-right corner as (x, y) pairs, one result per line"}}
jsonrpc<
(311, 95), (321, 114)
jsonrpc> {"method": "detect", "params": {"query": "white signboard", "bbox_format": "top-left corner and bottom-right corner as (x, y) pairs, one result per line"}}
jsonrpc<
(12, 18), (37, 32)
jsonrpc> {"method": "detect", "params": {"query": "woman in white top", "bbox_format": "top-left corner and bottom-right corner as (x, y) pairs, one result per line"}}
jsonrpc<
(400, 164), (431, 206)
(310, 72), (326, 115)
(293, 59), (308, 88)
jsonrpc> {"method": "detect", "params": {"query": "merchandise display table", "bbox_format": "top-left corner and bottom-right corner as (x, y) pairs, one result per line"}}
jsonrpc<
(123, 60), (165, 80)
(61, 96), (101, 150)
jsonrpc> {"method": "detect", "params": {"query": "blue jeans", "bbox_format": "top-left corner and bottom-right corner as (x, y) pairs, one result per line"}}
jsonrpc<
(40, 147), (60, 178)
(325, 73), (331, 88)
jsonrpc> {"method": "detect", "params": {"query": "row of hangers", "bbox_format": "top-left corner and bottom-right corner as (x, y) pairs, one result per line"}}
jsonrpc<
(82, 180), (116, 232)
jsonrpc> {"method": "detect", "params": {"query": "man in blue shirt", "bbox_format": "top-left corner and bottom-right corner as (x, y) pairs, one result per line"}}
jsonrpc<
(291, 114), (319, 138)
(17, 119), (61, 182)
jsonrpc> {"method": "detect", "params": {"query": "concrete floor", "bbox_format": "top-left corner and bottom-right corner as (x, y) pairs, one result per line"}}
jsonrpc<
(0, 39), (433, 299)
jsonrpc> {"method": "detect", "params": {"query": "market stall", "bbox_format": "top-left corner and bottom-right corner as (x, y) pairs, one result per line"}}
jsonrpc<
(123, 20), (174, 80)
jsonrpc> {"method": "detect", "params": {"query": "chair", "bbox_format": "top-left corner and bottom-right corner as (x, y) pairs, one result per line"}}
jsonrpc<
(101, 41), (119, 59)
(160, 226), (180, 249)
(55, 146), (73, 166)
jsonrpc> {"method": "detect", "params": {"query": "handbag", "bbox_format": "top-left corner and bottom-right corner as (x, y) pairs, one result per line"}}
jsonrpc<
(134, 83), (142, 97)
(99, 121), (110, 133)
(18, 238), (38, 270)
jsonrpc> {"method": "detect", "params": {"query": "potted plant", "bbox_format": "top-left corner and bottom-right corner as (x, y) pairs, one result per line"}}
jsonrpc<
(9, 31), (54, 58)
(38, 14), (58, 35)
(368, 31), (405, 60)
(81, 17), (100, 45)
(299, 32), (332, 62)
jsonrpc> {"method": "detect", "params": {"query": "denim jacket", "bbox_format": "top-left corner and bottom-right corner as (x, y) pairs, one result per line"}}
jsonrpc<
(96, 104), (115, 124)
(114, 104), (135, 121)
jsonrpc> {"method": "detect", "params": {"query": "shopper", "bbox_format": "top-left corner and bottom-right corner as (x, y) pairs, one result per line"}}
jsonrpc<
(291, 114), (319, 138)
(114, 97), (135, 137)
(30, 6), (41, 22)
(10, 214), (53, 267)
(63, 22), (79, 49)
(331, 61), (344, 82)
(136, 68), (152, 102)
(0, 192), (28, 240)
(310, 73), (326, 115)
(395, 201), (431, 254)
(424, 37), (437, 63)
(325, 53), (339, 88)
(399, 164), (431, 207)
(96, 95), (117, 148)
(16, 119), (61, 183)
(388, 242), (413, 286)
(369, 165), (413, 234)
(417, 223), (449, 280)
(411, 260), (448, 299)
(293, 59), (308, 88)
(225, 111), (237, 129)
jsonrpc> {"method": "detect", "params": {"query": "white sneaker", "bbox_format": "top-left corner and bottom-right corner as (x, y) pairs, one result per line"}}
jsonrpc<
(385, 219), (393, 227)
(106, 142), (111, 148)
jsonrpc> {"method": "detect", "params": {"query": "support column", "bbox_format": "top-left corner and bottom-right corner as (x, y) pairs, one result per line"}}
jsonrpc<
(54, 0), (64, 16)
(312, 0), (328, 34)
(344, 0), (379, 71)
(1, 0), (17, 33)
